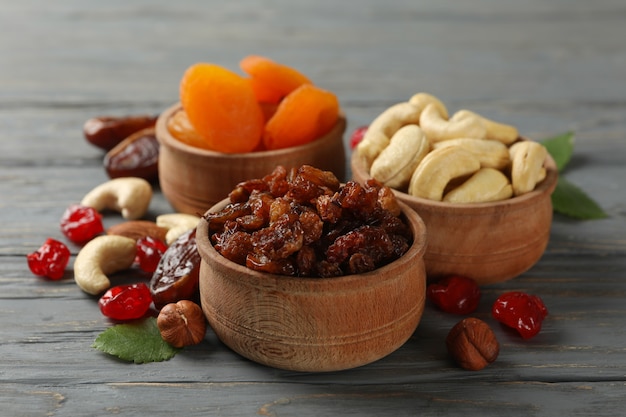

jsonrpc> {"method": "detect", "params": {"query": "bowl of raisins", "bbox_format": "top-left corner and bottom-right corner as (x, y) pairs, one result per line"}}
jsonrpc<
(156, 103), (346, 216)
(196, 165), (428, 372)
(351, 141), (558, 286)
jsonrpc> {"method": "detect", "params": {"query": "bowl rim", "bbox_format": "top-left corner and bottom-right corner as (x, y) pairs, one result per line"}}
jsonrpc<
(350, 138), (558, 212)
(156, 102), (347, 159)
(196, 198), (427, 290)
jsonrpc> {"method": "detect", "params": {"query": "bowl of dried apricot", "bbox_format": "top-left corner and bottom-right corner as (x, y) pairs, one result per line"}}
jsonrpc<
(196, 165), (428, 372)
(350, 92), (558, 285)
(156, 56), (347, 215)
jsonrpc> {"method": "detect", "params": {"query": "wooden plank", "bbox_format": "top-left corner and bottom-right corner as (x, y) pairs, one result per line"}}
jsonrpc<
(3, 380), (626, 417)
(2, 255), (626, 381)
(2, 0), (626, 415)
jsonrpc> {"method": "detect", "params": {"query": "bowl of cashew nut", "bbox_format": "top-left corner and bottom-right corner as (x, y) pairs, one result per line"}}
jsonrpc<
(351, 92), (558, 285)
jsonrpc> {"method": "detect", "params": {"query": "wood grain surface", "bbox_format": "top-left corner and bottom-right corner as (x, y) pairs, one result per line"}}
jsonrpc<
(2, 0), (626, 416)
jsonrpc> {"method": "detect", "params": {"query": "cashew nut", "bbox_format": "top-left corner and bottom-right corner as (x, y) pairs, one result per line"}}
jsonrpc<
(357, 93), (548, 202)
(536, 166), (547, 183)
(443, 168), (513, 203)
(511, 145), (546, 185)
(408, 146), (481, 201)
(73, 235), (137, 295)
(408, 92), (449, 119)
(370, 124), (430, 189)
(356, 101), (422, 167)
(81, 177), (152, 220)
(419, 103), (487, 142)
(432, 138), (510, 170)
(509, 141), (548, 196)
(156, 213), (201, 244)
(453, 109), (518, 145)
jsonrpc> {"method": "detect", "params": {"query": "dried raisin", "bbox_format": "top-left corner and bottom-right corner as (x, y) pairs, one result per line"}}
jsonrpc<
(204, 165), (411, 278)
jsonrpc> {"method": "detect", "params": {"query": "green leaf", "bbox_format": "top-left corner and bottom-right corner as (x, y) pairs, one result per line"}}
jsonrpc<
(551, 177), (607, 220)
(541, 131), (574, 172)
(92, 317), (180, 364)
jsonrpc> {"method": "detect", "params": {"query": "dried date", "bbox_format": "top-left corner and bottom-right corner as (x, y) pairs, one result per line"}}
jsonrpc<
(104, 127), (159, 182)
(84, 114), (157, 151)
(150, 229), (201, 309)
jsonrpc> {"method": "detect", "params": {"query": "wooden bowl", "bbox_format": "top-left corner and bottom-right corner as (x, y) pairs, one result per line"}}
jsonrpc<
(351, 143), (558, 285)
(196, 198), (427, 372)
(155, 103), (347, 215)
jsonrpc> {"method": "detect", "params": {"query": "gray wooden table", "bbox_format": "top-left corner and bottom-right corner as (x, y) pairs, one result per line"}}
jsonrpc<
(2, 1), (626, 416)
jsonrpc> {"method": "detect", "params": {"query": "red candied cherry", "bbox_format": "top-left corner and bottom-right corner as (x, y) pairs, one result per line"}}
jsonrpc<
(26, 238), (71, 280)
(427, 275), (481, 315)
(99, 282), (152, 321)
(349, 125), (368, 149)
(492, 291), (548, 339)
(135, 236), (168, 273)
(60, 204), (104, 243)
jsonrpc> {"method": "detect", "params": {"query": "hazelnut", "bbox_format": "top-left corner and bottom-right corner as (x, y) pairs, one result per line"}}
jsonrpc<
(446, 317), (499, 371)
(157, 300), (207, 348)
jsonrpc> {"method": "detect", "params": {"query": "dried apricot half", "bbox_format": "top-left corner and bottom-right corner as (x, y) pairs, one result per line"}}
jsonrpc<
(167, 109), (210, 150)
(240, 55), (312, 104)
(263, 84), (340, 150)
(180, 63), (264, 153)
